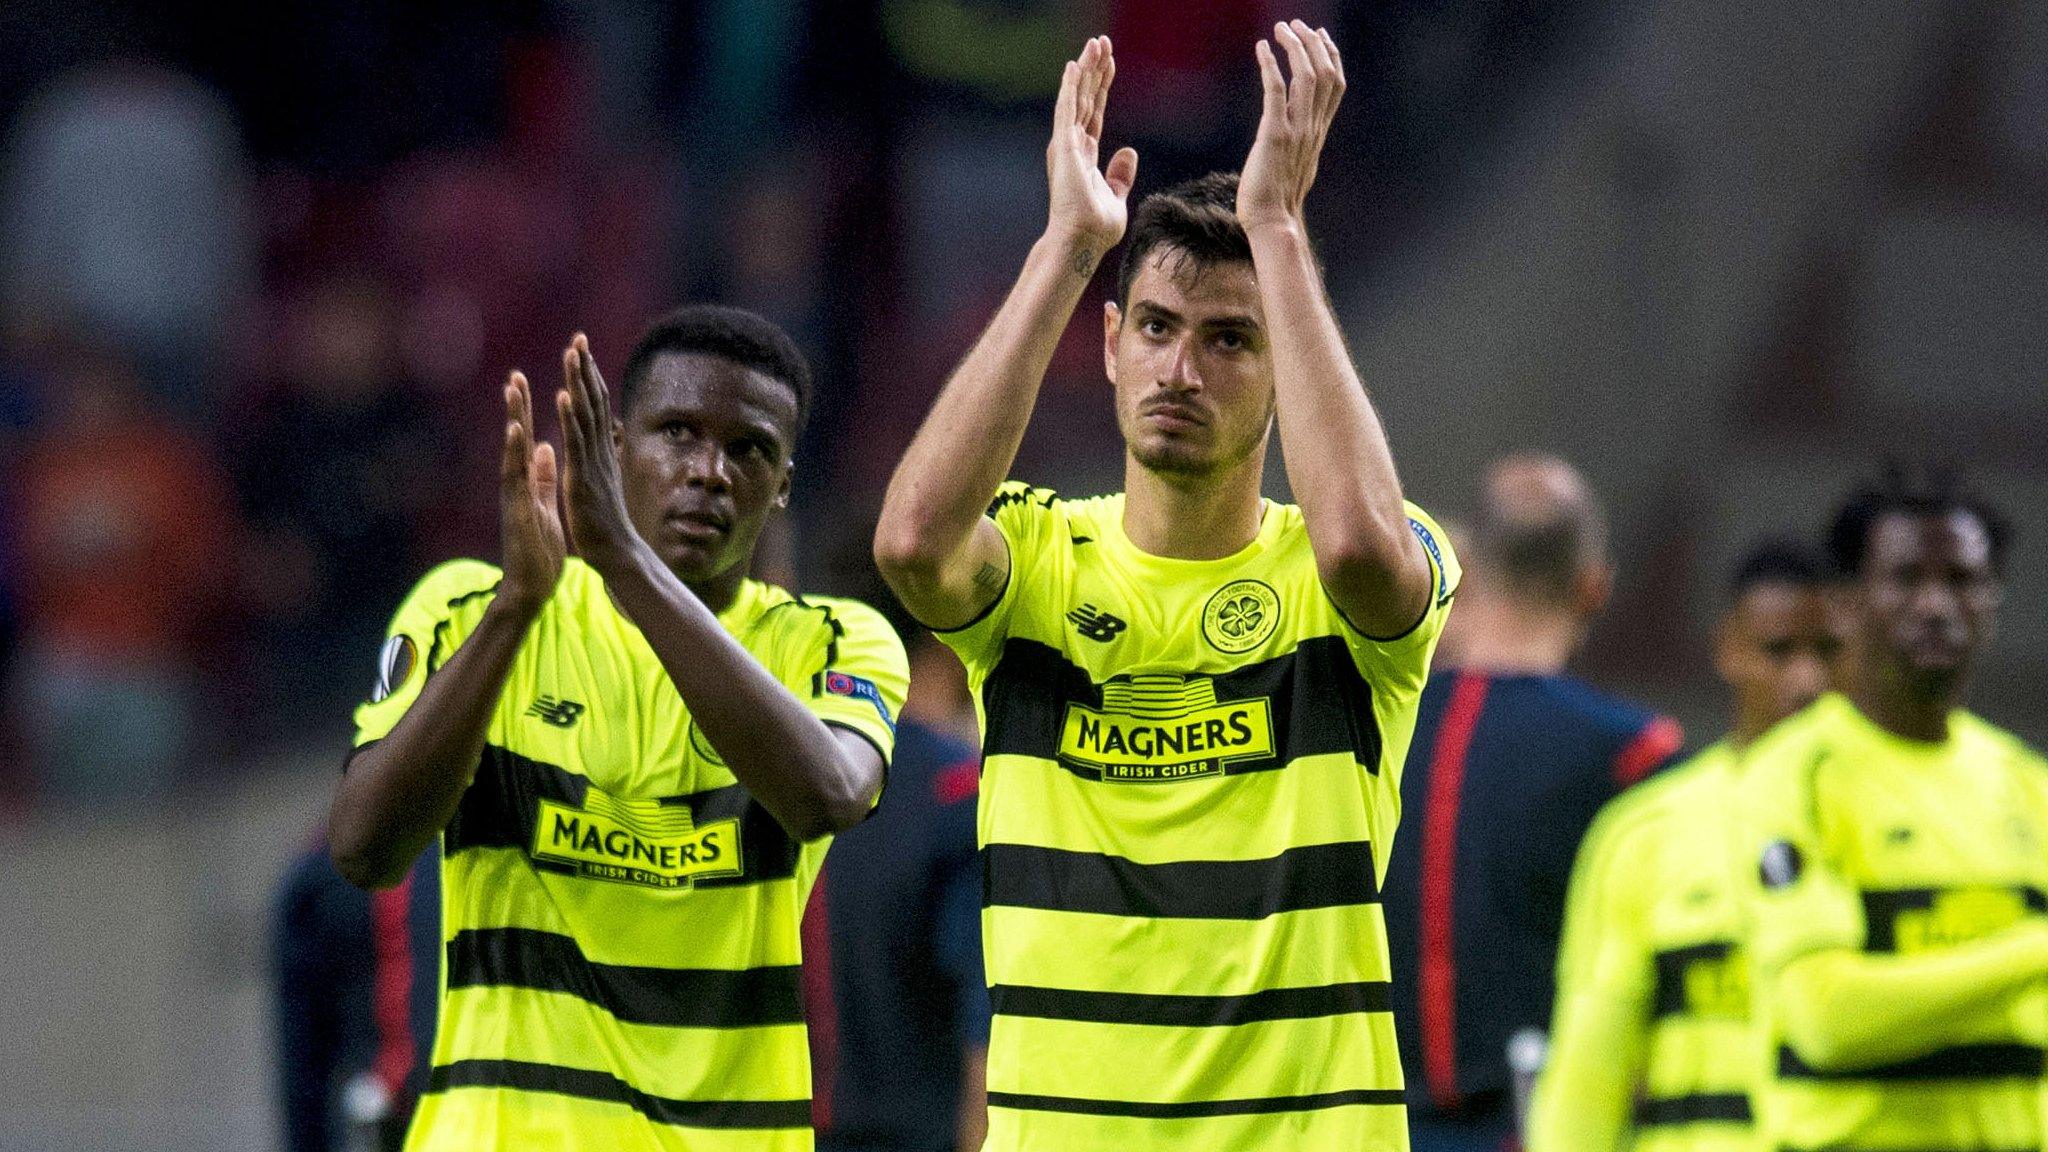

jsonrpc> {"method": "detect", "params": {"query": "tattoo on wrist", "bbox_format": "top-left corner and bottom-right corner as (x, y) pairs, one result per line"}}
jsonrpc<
(973, 562), (1004, 591)
(1072, 247), (1095, 279)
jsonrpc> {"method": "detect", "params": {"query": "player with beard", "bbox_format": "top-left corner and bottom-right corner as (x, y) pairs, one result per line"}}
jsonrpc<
(875, 26), (1456, 1152)
(1736, 468), (2048, 1152)
(329, 307), (906, 1151)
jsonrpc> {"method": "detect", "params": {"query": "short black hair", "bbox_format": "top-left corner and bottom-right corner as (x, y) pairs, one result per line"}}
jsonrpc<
(1115, 172), (1253, 309)
(1729, 537), (1827, 601)
(619, 304), (814, 439)
(1825, 463), (2013, 579)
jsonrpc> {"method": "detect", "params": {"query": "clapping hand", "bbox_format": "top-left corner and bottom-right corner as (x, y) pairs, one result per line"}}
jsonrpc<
(1046, 36), (1139, 264)
(497, 368), (566, 612)
(555, 333), (644, 573)
(1237, 20), (1346, 234)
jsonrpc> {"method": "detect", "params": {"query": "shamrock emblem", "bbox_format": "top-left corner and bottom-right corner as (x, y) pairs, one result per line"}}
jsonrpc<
(1202, 579), (1279, 653)
(1218, 595), (1265, 639)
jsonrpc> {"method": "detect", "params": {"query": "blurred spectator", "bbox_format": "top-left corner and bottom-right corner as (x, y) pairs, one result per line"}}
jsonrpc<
(273, 839), (439, 1152)
(1, 60), (249, 403)
(683, 0), (808, 169)
(231, 271), (457, 740)
(8, 334), (237, 800)
(1385, 454), (1685, 1152)
(206, 0), (542, 174)
(1107, 0), (1278, 176)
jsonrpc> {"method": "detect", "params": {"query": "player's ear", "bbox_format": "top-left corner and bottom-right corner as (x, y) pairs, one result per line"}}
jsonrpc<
(1712, 614), (1742, 683)
(1103, 301), (1122, 385)
(775, 459), (793, 511)
(1572, 562), (1614, 619)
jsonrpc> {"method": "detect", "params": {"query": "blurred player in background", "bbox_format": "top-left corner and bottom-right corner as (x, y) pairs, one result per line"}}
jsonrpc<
(876, 25), (1456, 1152)
(1385, 453), (1684, 1152)
(273, 841), (439, 1152)
(803, 556), (989, 1152)
(1528, 539), (1841, 1152)
(328, 309), (906, 1151)
(1738, 469), (2048, 1152)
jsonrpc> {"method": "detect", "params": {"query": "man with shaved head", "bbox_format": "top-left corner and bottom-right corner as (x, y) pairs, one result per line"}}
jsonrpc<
(1383, 453), (1684, 1151)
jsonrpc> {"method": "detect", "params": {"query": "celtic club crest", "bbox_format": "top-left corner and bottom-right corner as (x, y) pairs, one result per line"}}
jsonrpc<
(1201, 579), (1281, 654)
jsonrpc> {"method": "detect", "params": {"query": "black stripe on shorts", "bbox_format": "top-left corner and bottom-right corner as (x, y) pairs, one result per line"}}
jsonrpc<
(1860, 886), (2048, 953)
(984, 839), (1378, 919)
(446, 926), (803, 1028)
(427, 1058), (810, 1129)
(990, 980), (1390, 1027)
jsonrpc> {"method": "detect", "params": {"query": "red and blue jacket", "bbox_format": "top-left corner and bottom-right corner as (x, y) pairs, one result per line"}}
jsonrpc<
(1384, 669), (1683, 1127)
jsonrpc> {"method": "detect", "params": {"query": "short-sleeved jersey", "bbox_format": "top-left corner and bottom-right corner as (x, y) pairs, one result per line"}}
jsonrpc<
(1536, 741), (1758, 1152)
(353, 557), (907, 1152)
(1736, 693), (2048, 1152)
(937, 482), (1458, 1152)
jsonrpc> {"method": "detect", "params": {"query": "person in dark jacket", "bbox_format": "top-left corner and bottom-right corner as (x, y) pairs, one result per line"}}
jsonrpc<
(273, 839), (438, 1152)
(804, 574), (990, 1152)
(1385, 454), (1684, 1151)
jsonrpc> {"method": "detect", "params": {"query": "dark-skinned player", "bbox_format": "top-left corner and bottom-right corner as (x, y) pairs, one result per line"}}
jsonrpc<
(1531, 539), (1841, 1152)
(1736, 469), (2048, 1152)
(329, 307), (907, 1152)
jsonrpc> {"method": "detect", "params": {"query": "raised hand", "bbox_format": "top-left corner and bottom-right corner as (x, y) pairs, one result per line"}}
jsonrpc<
(499, 368), (566, 611)
(1237, 20), (1346, 233)
(1046, 35), (1139, 259)
(555, 333), (644, 573)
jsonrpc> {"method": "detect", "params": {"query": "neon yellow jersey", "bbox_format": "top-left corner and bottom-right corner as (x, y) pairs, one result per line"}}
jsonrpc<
(936, 482), (1458, 1152)
(353, 558), (907, 1152)
(1532, 741), (1760, 1152)
(1737, 693), (2048, 1152)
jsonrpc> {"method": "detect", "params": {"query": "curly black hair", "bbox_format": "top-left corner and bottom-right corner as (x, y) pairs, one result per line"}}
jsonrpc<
(619, 304), (814, 439)
(1728, 537), (1828, 600)
(1825, 463), (2012, 579)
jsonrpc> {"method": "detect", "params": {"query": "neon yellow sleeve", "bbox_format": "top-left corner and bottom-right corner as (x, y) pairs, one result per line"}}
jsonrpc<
(799, 596), (910, 765)
(1742, 742), (2048, 1070)
(352, 559), (503, 747)
(932, 481), (1062, 680)
(1775, 926), (2048, 1070)
(1527, 796), (1652, 1152)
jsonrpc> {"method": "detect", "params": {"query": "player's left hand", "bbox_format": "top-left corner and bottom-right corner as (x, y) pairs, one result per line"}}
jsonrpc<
(1237, 20), (1345, 233)
(556, 333), (643, 571)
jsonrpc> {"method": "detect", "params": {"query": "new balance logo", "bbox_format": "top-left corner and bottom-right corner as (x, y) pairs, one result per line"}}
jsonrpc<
(1067, 604), (1128, 643)
(526, 695), (586, 728)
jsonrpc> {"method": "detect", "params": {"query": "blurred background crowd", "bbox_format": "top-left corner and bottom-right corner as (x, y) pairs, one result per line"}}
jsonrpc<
(0, 0), (2043, 1149)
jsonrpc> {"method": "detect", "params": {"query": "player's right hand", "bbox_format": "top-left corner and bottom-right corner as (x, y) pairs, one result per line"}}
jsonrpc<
(1045, 35), (1138, 252)
(499, 369), (566, 612)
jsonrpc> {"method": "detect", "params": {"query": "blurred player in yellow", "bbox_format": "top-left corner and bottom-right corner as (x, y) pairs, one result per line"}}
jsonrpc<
(875, 24), (1455, 1152)
(328, 308), (906, 1151)
(1737, 469), (2048, 1152)
(1529, 539), (1840, 1152)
